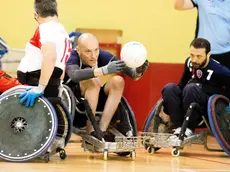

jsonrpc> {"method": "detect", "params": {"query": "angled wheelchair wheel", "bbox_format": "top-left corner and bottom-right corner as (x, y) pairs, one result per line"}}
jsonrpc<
(3, 86), (73, 160)
(60, 85), (76, 119)
(0, 90), (58, 162)
(121, 96), (137, 136)
(208, 94), (230, 156)
(115, 96), (137, 156)
(47, 99), (72, 157)
(142, 98), (172, 152)
(56, 102), (73, 146)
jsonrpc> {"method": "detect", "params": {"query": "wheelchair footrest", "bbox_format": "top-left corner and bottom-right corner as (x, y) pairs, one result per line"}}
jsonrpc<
(141, 131), (209, 148)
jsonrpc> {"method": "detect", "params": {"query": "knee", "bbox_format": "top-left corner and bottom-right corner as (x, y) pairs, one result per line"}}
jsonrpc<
(162, 83), (180, 97)
(80, 78), (101, 91)
(109, 76), (125, 90)
(90, 78), (101, 90)
(183, 83), (199, 96)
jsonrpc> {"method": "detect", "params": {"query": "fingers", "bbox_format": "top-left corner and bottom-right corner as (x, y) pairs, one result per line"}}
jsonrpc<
(19, 92), (27, 98)
(19, 93), (28, 104)
(112, 60), (125, 66)
(142, 60), (149, 69)
(117, 63), (126, 68)
(115, 61), (126, 71)
(141, 60), (149, 71)
(30, 97), (35, 107)
(142, 60), (149, 67)
(109, 60), (126, 72)
(19, 88), (42, 107)
(26, 95), (31, 107)
(135, 60), (149, 74)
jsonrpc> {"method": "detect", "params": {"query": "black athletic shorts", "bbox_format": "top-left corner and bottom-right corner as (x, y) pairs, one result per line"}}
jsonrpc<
(72, 83), (108, 128)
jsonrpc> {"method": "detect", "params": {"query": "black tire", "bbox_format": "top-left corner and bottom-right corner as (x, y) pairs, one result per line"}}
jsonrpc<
(116, 97), (137, 157)
(62, 85), (76, 120)
(142, 98), (172, 152)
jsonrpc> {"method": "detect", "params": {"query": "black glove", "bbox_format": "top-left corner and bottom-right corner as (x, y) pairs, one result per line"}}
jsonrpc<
(136, 60), (149, 74)
(101, 60), (126, 75)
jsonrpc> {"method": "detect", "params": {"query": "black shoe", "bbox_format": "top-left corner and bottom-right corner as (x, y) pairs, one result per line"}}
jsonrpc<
(90, 131), (101, 140)
(84, 131), (101, 145)
(102, 131), (115, 142)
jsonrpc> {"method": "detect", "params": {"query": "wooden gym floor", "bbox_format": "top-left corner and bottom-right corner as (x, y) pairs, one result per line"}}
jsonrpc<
(0, 134), (229, 172)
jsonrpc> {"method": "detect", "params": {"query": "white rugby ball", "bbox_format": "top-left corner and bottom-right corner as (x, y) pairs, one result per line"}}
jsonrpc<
(120, 41), (147, 68)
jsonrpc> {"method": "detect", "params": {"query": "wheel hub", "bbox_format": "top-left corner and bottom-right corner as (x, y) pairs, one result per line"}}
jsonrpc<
(11, 117), (27, 133)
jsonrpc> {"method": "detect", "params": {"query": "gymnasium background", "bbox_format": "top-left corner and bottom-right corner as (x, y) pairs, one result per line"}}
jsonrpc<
(0, 0), (197, 130)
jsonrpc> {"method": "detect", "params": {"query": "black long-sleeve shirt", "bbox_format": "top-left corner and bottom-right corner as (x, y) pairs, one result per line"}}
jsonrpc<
(178, 57), (230, 96)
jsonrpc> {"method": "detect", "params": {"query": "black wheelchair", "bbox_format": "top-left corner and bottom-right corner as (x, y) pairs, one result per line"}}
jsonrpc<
(60, 84), (138, 160)
(142, 95), (230, 157)
(0, 85), (72, 162)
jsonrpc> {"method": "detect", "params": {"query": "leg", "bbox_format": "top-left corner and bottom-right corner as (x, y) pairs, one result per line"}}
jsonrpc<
(162, 83), (184, 128)
(80, 78), (101, 133)
(182, 83), (209, 131)
(99, 75), (125, 131)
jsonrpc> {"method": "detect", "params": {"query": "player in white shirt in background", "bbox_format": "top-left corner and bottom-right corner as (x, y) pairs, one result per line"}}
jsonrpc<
(18, 0), (71, 107)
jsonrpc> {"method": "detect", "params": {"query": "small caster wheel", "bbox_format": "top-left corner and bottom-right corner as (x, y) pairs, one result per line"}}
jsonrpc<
(147, 146), (154, 155)
(171, 148), (180, 157)
(60, 149), (67, 160)
(104, 150), (108, 160)
(44, 152), (50, 163)
(130, 151), (136, 160)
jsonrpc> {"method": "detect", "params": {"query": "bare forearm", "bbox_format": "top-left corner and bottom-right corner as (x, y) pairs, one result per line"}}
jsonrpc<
(39, 54), (56, 86)
(60, 66), (65, 81)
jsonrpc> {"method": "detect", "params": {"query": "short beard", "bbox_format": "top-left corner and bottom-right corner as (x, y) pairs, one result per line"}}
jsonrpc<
(192, 58), (207, 69)
(199, 58), (207, 68)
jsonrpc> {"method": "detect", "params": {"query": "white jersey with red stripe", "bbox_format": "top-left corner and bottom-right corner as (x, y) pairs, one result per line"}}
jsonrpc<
(18, 21), (72, 73)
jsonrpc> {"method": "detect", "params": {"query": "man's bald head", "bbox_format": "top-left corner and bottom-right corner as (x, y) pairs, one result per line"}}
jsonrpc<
(76, 33), (100, 67)
(77, 33), (99, 48)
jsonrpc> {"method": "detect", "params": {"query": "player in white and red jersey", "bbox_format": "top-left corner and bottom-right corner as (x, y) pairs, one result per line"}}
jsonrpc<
(18, 0), (71, 107)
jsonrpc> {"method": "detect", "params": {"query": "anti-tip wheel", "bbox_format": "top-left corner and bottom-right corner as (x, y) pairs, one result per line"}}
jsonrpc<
(44, 153), (50, 163)
(171, 148), (180, 157)
(131, 151), (136, 160)
(103, 150), (108, 160)
(60, 149), (67, 160)
(147, 146), (154, 155)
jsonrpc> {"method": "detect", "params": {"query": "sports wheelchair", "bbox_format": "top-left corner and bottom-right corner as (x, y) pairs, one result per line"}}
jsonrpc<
(0, 85), (72, 162)
(142, 95), (230, 157)
(60, 84), (139, 160)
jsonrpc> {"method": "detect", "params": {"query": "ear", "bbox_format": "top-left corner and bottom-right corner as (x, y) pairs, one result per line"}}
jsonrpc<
(76, 46), (80, 54)
(207, 52), (211, 58)
(34, 10), (39, 17)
